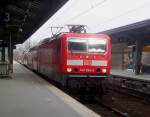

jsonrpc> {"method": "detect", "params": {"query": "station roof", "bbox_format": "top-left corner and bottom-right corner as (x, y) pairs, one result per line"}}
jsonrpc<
(102, 19), (150, 45)
(0, 0), (68, 45)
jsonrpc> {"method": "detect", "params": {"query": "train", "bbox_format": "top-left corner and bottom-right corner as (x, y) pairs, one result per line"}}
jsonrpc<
(18, 26), (111, 90)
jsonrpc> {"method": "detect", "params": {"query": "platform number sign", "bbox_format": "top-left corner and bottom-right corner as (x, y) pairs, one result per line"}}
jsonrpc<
(4, 12), (10, 22)
(0, 12), (10, 24)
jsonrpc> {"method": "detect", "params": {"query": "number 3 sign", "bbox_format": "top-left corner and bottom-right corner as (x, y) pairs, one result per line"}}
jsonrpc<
(4, 12), (10, 22)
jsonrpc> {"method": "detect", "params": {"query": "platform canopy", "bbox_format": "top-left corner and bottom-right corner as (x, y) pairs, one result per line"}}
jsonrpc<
(0, 0), (68, 45)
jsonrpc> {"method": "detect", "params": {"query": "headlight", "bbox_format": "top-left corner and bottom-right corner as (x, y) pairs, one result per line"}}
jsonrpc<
(67, 68), (72, 72)
(102, 68), (107, 73)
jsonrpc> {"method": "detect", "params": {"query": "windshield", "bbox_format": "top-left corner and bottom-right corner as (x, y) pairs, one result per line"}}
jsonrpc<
(88, 39), (106, 53)
(68, 38), (107, 53)
(68, 38), (87, 53)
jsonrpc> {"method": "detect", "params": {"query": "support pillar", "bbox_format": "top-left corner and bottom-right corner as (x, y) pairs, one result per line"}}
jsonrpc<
(134, 39), (143, 75)
(1, 41), (5, 61)
(8, 32), (13, 73)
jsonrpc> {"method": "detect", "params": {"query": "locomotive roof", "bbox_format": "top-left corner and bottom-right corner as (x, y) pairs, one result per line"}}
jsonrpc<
(35, 32), (64, 46)
(30, 32), (110, 49)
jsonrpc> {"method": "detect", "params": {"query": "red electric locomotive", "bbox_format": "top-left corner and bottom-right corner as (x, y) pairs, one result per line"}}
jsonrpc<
(24, 25), (111, 88)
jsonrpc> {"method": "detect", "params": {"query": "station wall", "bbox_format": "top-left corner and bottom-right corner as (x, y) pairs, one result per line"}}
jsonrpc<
(142, 46), (150, 65)
(111, 43), (150, 72)
(111, 43), (127, 69)
(142, 52), (150, 65)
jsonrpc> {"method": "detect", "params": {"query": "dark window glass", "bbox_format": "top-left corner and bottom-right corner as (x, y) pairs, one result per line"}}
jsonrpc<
(68, 38), (87, 53)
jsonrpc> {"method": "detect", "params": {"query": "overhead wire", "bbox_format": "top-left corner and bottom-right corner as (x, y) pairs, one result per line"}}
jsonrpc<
(94, 0), (150, 29)
(49, 0), (81, 26)
(64, 0), (107, 24)
(62, 0), (150, 32)
(46, 0), (107, 34)
(45, 0), (107, 34)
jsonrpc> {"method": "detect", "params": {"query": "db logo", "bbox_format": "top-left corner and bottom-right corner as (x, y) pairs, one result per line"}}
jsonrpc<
(83, 60), (92, 65)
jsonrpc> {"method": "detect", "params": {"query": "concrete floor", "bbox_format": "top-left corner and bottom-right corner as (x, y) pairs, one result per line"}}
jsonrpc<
(111, 69), (150, 81)
(0, 61), (101, 117)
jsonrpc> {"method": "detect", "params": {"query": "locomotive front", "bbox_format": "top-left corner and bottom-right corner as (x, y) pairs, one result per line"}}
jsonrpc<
(62, 33), (111, 79)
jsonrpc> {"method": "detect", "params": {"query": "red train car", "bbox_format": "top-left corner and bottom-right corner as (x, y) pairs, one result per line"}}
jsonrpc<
(24, 32), (111, 87)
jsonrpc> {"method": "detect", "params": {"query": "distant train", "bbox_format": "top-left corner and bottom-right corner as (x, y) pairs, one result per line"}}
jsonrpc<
(20, 31), (111, 89)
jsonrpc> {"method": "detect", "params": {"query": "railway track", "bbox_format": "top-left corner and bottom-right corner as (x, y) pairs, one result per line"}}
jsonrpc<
(43, 76), (150, 117)
(95, 100), (130, 117)
(64, 87), (130, 117)
(79, 97), (130, 117)
(106, 85), (150, 103)
(105, 75), (150, 103)
(64, 78), (150, 117)
(28, 69), (150, 117)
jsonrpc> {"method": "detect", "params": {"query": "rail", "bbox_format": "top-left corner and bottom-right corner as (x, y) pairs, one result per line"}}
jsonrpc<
(105, 75), (150, 102)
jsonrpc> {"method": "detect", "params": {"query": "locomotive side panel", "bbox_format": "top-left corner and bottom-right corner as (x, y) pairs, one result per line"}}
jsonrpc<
(37, 38), (63, 82)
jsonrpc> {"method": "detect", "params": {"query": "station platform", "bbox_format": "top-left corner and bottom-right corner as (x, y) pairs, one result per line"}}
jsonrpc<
(0, 61), (101, 117)
(111, 69), (150, 82)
